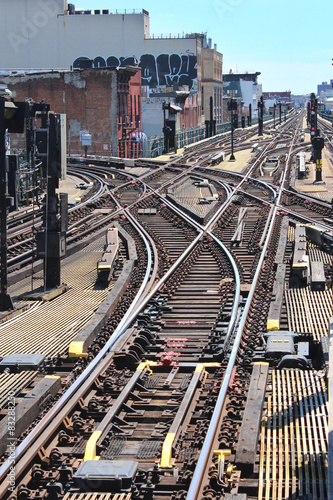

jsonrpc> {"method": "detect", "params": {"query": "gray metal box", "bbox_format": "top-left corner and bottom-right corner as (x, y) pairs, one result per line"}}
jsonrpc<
(265, 333), (295, 357)
(73, 460), (138, 492)
(0, 353), (45, 372)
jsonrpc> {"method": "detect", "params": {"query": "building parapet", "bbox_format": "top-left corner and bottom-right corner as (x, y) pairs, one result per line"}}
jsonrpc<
(0, 69), (71, 76)
(65, 8), (149, 16)
(145, 32), (204, 40)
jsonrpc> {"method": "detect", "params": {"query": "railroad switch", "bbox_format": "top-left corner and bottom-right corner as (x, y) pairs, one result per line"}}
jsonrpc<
(213, 449), (231, 486)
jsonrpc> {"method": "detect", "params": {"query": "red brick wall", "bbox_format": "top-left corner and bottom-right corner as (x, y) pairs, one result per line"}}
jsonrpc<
(118, 68), (143, 158)
(1, 67), (142, 158)
(128, 69), (143, 158)
(180, 93), (198, 130)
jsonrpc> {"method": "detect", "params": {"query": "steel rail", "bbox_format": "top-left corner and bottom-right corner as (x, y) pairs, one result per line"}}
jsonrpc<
(232, 189), (333, 233)
(6, 161), (200, 273)
(108, 189), (160, 304)
(139, 182), (241, 349)
(186, 196), (279, 499)
(0, 180), (226, 493)
(186, 112), (303, 499)
(283, 186), (332, 208)
(6, 170), (104, 242)
(0, 211), (153, 495)
(0, 113), (303, 495)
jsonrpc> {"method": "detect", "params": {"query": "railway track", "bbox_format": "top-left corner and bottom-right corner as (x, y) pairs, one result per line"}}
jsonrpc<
(0, 110), (332, 500)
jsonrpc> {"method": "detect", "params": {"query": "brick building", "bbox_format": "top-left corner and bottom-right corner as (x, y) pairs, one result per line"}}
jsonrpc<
(1, 67), (142, 158)
(201, 44), (223, 124)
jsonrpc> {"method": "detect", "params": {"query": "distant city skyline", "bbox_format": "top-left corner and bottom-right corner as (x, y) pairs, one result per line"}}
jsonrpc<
(73, 0), (332, 95)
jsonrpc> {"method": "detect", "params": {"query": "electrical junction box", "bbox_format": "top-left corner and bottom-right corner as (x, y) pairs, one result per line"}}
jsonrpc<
(81, 132), (92, 146)
(73, 460), (138, 492)
(0, 353), (46, 372)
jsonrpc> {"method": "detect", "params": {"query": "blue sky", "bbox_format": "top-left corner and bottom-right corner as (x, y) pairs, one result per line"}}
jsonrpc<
(74, 0), (332, 95)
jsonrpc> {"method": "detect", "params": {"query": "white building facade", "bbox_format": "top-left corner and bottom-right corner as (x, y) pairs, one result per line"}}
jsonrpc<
(1, 2), (199, 93)
(1, 1), (203, 122)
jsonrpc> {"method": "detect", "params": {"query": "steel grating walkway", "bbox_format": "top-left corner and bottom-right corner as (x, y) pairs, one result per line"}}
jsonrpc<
(0, 236), (114, 409)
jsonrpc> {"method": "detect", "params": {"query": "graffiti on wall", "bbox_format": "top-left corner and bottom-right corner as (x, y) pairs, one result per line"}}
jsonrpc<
(72, 53), (198, 91)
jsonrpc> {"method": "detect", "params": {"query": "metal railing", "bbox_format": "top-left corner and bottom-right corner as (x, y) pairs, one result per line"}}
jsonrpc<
(319, 111), (333, 123)
(143, 116), (271, 158)
(146, 33), (203, 40)
(68, 9), (148, 15)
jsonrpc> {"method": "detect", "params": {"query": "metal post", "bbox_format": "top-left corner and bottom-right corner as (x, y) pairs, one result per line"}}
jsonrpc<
(315, 156), (323, 183)
(229, 99), (235, 162)
(230, 119), (235, 160)
(273, 104), (276, 128)
(0, 100), (14, 310)
(162, 103), (169, 154)
(210, 95), (213, 137)
(258, 96), (264, 136)
(314, 97), (318, 135)
(312, 135), (324, 184)
(68, 125), (71, 157)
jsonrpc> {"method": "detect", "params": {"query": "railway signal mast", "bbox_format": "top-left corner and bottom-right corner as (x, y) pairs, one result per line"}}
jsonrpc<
(258, 95), (264, 136)
(0, 92), (14, 310)
(309, 92), (324, 184)
(228, 98), (237, 161)
(0, 88), (27, 310)
(205, 96), (216, 139)
(35, 107), (68, 290)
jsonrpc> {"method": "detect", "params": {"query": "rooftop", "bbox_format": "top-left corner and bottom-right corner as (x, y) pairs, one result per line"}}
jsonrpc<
(66, 7), (149, 16)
